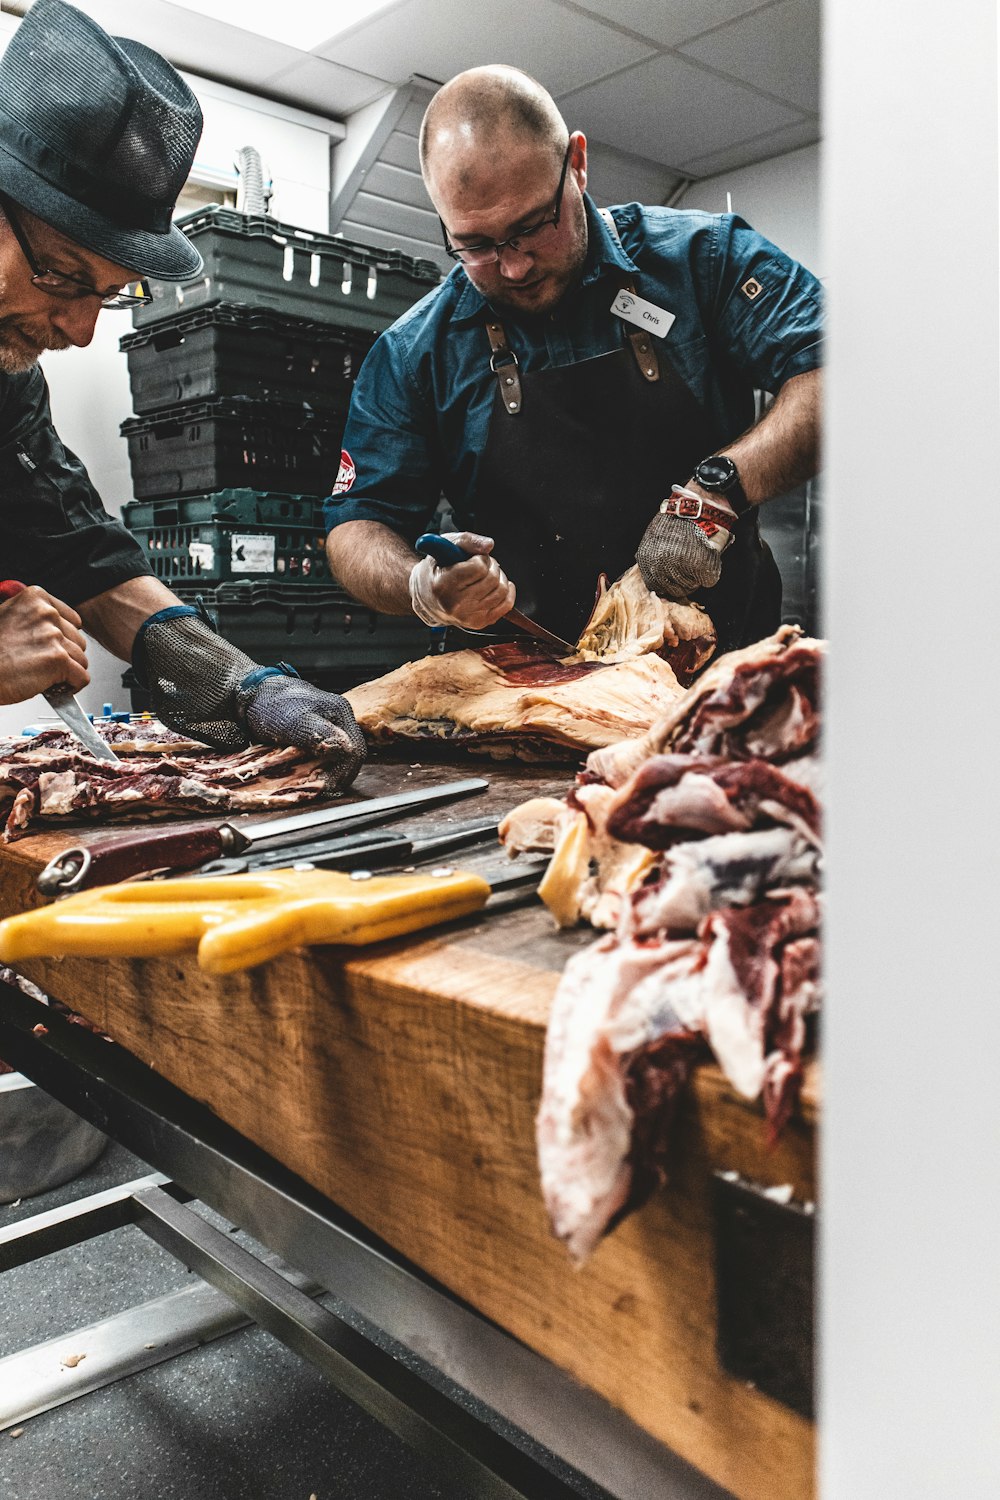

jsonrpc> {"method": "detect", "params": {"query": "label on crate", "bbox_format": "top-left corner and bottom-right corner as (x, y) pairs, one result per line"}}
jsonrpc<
(189, 542), (216, 570)
(231, 533), (277, 573)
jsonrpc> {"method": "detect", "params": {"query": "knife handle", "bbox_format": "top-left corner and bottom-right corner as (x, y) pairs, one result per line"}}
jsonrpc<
(37, 823), (227, 895)
(414, 534), (471, 567)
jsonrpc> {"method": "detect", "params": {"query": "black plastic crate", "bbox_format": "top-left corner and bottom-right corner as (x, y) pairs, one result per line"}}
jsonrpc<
(132, 207), (441, 332)
(123, 493), (331, 587)
(122, 488), (323, 531)
(120, 303), (376, 416)
(171, 582), (432, 694)
(120, 397), (343, 500)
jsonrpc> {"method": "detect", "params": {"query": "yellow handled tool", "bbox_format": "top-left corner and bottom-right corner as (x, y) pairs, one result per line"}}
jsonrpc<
(0, 867), (499, 974)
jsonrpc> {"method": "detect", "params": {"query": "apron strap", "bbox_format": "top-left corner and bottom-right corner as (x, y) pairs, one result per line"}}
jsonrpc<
(599, 207), (660, 385)
(485, 318), (523, 415)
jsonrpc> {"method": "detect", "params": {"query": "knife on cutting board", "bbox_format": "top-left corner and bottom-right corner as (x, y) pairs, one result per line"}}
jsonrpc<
(36, 777), (489, 896)
(2, 858), (551, 973)
(414, 534), (575, 655)
(0, 580), (120, 764)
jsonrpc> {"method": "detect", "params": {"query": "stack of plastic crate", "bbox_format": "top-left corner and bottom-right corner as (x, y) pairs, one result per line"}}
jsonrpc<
(118, 206), (442, 698)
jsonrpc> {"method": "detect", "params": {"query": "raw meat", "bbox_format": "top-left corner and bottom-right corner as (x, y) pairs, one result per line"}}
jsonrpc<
(538, 888), (821, 1262)
(346, 641), (689, 761)
(586, 625), (823, 789)
(0, 732), (351, 841)
(345, 568), (717, 762)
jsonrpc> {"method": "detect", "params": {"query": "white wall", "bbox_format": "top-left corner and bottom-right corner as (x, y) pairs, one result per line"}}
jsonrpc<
(0, 63), (339, 740)
(821, 3), (1000, 1497)
(678, 141), (822, 276)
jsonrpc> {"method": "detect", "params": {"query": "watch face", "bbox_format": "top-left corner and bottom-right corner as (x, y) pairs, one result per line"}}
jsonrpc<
(696, 456), (738, 491)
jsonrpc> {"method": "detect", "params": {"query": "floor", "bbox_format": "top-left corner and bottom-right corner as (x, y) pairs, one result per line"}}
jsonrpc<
(0, 1137), (468, 1500)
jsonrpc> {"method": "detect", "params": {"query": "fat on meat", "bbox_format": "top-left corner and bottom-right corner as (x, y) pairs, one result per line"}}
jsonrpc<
(586, 626), (824, 789)
(0, 733), (353, 841)
(538, 888), (821, 1262)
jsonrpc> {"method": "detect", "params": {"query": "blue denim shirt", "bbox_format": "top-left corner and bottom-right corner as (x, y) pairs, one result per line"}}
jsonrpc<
(324, 195), (822, 543)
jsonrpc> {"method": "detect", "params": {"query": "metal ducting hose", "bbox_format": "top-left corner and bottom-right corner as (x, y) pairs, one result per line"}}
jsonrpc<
(234, 145), (271, 215)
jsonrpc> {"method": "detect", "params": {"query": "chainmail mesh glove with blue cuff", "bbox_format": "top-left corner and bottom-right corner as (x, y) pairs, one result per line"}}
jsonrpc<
(132, 606), (366, 783)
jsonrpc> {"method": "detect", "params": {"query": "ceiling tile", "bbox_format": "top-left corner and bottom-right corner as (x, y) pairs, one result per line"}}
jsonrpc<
(680, 117), (821, 178)
(74, 0), (308, 88)
(560, 0), (780, 49)
(262, 54), (391, 116)
(317, 0), (656, 95)
(678, 0), (820, 114)
(562, 51), (804, 171)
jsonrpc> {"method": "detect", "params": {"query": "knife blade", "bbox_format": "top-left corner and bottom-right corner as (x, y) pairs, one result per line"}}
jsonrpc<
(192, 815), (501, 876)
(413, 534), (576, 655)
(36, 777), (490, 895)
(0, 579), (120, 764)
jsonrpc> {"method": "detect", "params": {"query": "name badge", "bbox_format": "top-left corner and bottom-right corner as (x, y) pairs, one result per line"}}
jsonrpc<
(610, 288), (676, 339)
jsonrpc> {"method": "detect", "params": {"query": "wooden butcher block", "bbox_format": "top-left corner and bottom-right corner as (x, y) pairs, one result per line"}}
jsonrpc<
(0, 754), (817, 1500)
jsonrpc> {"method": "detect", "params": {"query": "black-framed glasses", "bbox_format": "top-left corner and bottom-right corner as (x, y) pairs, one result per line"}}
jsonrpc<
(440, 142), (573, 267)
(0, 193), (151, 309)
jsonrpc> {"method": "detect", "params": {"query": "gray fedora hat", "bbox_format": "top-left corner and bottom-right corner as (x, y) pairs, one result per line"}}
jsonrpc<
(0, 0), (204, 280)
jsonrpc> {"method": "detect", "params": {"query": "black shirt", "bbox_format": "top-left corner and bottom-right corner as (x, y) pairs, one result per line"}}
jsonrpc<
(0, 364), (150, 604)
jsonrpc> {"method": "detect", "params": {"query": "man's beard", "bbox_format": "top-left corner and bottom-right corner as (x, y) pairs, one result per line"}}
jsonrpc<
(0, 317), (70, 373)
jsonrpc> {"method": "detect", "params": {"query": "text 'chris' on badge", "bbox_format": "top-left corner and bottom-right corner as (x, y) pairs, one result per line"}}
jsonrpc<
(610, 288), (676, 339)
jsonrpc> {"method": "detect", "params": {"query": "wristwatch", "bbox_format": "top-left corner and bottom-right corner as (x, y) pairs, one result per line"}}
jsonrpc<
(692, 454), (750, 515)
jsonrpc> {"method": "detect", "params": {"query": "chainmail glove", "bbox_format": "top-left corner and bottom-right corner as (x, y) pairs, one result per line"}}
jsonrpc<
(132, 607), (365, 784)
(635, 486), (736, 598)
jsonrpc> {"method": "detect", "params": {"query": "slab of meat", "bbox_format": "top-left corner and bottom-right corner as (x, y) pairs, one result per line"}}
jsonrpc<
(586, 625), (823, 789)
(0, 731), (351, 841)
(345, 569), (717, 762)
(345, 641), (689, 762)
(538, 887), (821, 1262)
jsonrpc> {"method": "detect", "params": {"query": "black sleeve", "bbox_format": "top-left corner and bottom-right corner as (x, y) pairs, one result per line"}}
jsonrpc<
(0, 365), (151, 606)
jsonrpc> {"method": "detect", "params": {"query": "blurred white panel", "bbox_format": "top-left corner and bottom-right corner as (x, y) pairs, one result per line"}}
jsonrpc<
(679, 0), (820, 114)
(319, 0), (656, 95)
(562, 51), (803, 168)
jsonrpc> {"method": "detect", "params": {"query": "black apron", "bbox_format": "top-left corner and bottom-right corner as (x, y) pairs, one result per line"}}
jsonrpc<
(455, 302), (781, 654)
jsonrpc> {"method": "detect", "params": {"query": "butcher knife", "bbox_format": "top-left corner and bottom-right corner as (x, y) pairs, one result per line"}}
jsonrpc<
(36, 777), (489, 896)
(0, 580), (120, 764)
(413, 534), (575, 655)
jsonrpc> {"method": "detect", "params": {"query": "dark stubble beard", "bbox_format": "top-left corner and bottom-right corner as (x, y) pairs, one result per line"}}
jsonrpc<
(474, 192), (590, 320)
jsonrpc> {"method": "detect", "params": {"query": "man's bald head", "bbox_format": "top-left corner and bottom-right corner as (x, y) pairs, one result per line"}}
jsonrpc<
(420, 66), (568, 192)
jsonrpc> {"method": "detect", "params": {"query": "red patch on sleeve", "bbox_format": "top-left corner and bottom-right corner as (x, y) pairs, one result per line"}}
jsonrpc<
(331, 450), (356, 496)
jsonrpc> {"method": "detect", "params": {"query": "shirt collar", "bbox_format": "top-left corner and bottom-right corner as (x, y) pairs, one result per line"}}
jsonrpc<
(449, 193), (637, 325)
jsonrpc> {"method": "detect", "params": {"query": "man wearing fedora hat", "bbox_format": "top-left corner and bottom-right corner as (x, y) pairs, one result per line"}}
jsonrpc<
(0, 0), (365, 780)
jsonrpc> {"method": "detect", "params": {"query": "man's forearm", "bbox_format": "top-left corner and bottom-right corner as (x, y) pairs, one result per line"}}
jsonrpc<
(326, 520), (418, 614)
(78, 575), (180, 661)
(704, 367), (822, 505)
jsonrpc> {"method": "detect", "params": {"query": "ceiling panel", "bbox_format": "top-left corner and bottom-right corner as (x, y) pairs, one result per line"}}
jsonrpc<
(261, 54), (390, 116)
(681, 117), (820, 178)
(380, 131), (423, 173)
(317, 0), (657, 96)
(364, 160), (435, 213)
(561, 51), (804, 170)
(678, 0), (821, 114)
(558, 0), (780, 49)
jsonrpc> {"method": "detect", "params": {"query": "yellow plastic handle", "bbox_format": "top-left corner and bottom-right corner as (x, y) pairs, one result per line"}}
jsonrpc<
(0, 868), (493, 973)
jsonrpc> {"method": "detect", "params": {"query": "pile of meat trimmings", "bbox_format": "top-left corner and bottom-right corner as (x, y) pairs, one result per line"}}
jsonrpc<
(500, 625), (823, 1263)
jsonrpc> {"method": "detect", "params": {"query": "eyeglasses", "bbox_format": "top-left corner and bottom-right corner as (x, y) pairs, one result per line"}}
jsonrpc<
(0, 194), (151, 309)
(440, 142), (573, 268)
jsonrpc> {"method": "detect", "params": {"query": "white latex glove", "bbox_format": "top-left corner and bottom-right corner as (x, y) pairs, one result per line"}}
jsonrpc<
(408, 531), (516, 630)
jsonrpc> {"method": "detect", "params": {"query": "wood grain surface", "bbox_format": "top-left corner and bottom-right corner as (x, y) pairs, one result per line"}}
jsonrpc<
(0, 752), (817, 1499)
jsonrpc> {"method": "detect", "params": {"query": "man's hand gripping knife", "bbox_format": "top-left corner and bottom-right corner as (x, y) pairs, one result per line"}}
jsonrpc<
(132, 606), (366, 788)
(635, 485), (737, 599)
(408, 531), (515, 631)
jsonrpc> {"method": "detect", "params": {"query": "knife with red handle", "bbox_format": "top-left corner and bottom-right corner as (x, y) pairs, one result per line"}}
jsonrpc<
(0, 579), (120, 764)
(35, 777), (489, 895)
